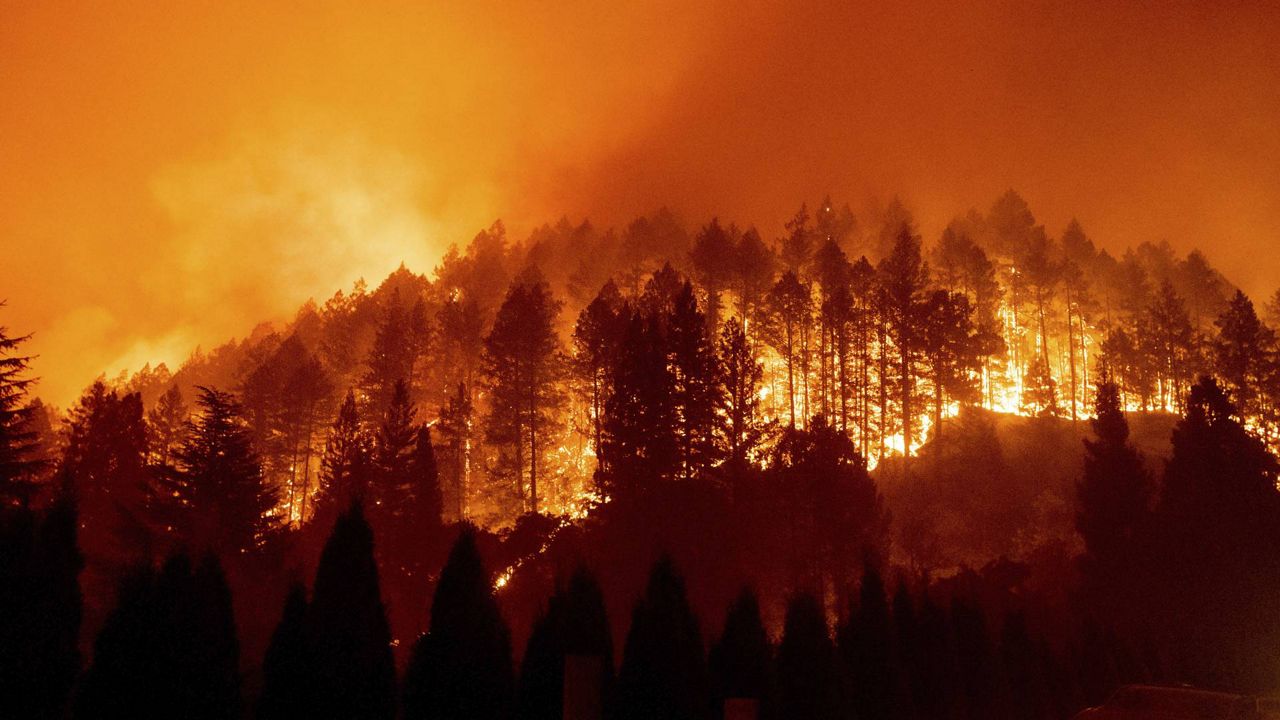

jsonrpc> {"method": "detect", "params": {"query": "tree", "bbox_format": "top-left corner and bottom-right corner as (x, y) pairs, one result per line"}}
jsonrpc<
(1143, 280), (1194, 411)
(437, 382), (474, 520)
(690, 218), (737, 332)
(668, 282), (723, 480)
(839, 563), (895, 720)
(599, 312), (678, 496)
(76, 554), (240, 720)
(1076, 376), (1150, 614)
(315, 391), (374, 530)
(362, 289), (429, 417)
(615, 556), (708, 720)
(0, 494), (82, 718)
(716, 319), (768, 465)
(371, 379), (417, 536)
(919, 290), (986, 441)
(403, 526), (514, 720)
(769, 417), (888, 608)
(517, 566), (614, 720)
(482, 275), (565, 515)
(309, 501), (397, 720)
(257, 583), (311, 719)
(60, 383), (152, 566)
(729, 228), (777, 347)
(0, 303), (41, 505)
(776, 592), (842, 720)
(708, 587), (773, 720)
(878, 226), (929, 456)
(175, 387), (278, 558)
(147, 384), (189, 468)
(1213, 290), (1273, 418)
(766, 271), (812, 427)
(573, 281), (626, 470)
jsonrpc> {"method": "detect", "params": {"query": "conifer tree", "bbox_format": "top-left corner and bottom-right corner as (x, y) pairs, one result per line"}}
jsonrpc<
(257, 583), (312, 719)
(668, 282), (723, 480)
(403, 526), (514, 720)
(0, 304), (40, 505)
(616, 556), (708, 720)
(517, 566), (614, 720)
(437, 382), (473, 520)
(573, 281), (626, 468)
(315, 391), (374, 530)
(878, 226), (930, 455)
(175, 387), (277, 557)
(840, 563), (896, 720)
(716, 319), (768, 465)
(147, 384), (189, 468)
(766, 271), (812, 427)
(309, 501), (397, 720)
(600, 312), (678, 496)
(776, 592), (842, 720)
(482, 274), (565, 514)
(1213, 290), (1273, 418)
(708, 587), (773, 720)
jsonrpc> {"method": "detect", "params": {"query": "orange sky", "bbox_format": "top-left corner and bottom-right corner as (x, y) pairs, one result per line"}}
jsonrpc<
(2, 0), (1278, 406)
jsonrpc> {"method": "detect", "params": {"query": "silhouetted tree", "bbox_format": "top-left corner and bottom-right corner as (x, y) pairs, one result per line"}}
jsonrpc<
(483, 274), (565, 514)
(879, 226), (930, 455)
(0, 494), (82, 718)
(363, 289), (428, 417)
(573, 281), (626, 469)
(310, 501), (397, 719)
(600, 312), (678, 495)
(404, 526), (514, 720)
(517, 566), (614, 720)
(839, 562), (896, 720)
(777, 592), (842, 720)
(669, 282), (723, 480)
(0, 304), (41, 505)
(147, 384), (189, 468)
(76, 553), (240, 719)
(766, 271), (812, 427)
(1213, 290), (1273, 419)
(437, 382), (473, 520)
(615, 556), (708, 720)
(314, 390), (374, 531)
(716, 319), (768, 465)
(174, 387), (278, 558)
(257, 583), (311, 719)
(708, 587), (773, 720)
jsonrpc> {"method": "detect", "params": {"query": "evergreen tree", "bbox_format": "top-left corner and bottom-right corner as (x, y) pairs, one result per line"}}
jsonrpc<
(599, 311), (678, 496)
(482, 274), (565, 514)
(315, 390), (374, 530)
(437, 382), (473, 520)
(310, 501), (397, 719)
(668, 281), (723, 480)
(0, 304), (40, 505)
(1143, 280), (1195, 410)
(716, 319), (768, 465)
(147, 384), (189, 468)
(371, 379), (416, 537)
(766, 271), (812, 427)
(920, 290), (986, 440)
(878, 226), (930, 455)
(0, 494), (83, 718)
(175, 387), (278, 557)
(729, 228), (777, 347)
(363, 290), (426, 417)
(257, 583), (312, 719)
(517, 566), (614, 720)
(615, 556), (708, 720)
(776, 592), (842, 720)
(404, 526), (514, 720)
(690, 218), (736, 332)
(708, 587), (773, 720)
(1076, 376), (1150, 614)
(573, 281), (626, 469)
(1213, 290), (1273, 418)
(839, 563), (896, 720)
(951, 595), (999, 720)
(76, 553), (240, 720)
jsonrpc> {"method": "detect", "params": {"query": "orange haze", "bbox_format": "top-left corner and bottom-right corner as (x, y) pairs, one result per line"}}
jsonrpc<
(2, 0), (1278, 406)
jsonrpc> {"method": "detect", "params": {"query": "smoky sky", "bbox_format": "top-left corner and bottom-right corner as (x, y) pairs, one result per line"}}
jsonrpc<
(2, 0), (1278, 406)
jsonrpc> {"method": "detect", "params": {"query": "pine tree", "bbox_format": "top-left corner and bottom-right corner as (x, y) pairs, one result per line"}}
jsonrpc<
(1213, 290), (1273, 418)
(716, 319), (768, 465)
(668, 282), (723, 480)
(437, 382), (474, 520)
(878, 226), (930, 455)
(482, 274), (565, 514)
(1076, 376), (1149, 612)
(600, 312), (678, 496)
(363, 290), (426, 417)
(615, 556), (708, 720)
(766, 271), (812, 427)
(147, 384), (189, 468)
(315, 391), (374, 530)
(175, 387), (278, 558)
(403, 526), (514, 720)
(371, 379), (417, 536)
(690, 218), (736, 333)
(573, 281), (626, 470)
(0, 304), (40, 506)
(708, 587), (773, 719)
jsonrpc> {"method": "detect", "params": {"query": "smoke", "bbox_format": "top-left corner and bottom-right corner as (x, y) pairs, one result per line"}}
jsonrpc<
(2, 0), (1278, 405)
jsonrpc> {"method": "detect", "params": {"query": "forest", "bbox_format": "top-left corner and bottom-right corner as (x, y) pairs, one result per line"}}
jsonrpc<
(4, 189), (1280, 718)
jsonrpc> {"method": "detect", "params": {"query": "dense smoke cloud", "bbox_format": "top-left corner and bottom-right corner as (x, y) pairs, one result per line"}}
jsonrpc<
(2, 0), (1277, 404)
